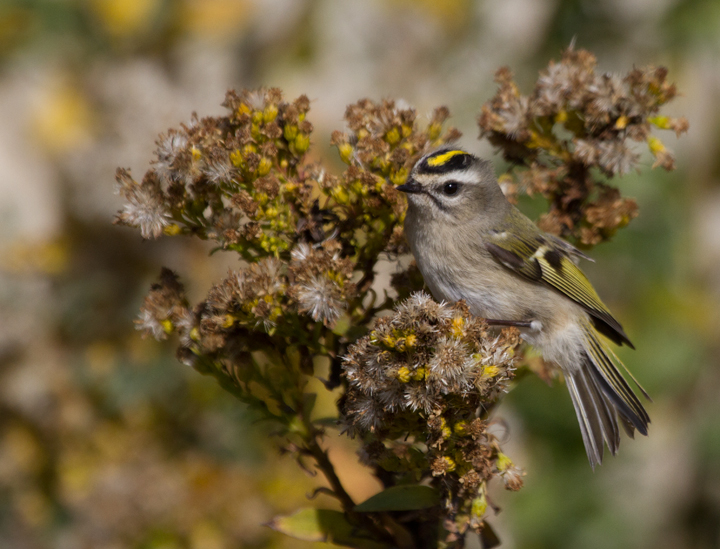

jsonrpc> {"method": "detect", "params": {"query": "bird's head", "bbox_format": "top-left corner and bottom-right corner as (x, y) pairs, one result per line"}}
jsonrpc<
(397, 147), (509, 226)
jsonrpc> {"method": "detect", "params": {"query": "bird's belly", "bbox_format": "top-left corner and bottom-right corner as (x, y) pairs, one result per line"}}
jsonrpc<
(430, 278), (508, 318)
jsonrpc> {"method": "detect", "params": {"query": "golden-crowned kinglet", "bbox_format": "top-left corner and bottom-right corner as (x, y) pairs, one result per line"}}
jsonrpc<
(397, 147), (649, 467)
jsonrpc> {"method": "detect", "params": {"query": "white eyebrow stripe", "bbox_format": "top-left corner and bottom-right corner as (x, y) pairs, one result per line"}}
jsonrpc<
(413, 168), (483, 189)
(438, 170), (481, 185)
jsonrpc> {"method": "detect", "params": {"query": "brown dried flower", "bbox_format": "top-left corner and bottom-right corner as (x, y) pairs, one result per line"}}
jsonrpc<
(478, 46), (688, 247)
(288, 240), (356, 327)
(136, 268), (189, 339)
(341, 293), (523, 536)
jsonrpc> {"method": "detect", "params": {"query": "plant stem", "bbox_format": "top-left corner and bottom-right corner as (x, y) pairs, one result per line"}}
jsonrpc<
(301, 420), (407, 546)
(304, 434), (356, 512)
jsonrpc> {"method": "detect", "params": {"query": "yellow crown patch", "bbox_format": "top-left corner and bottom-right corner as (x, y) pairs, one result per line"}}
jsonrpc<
(426, 149), (467, 167)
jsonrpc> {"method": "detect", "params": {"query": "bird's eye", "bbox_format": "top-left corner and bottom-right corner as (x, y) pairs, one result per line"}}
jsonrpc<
(442, 181), (461, 196)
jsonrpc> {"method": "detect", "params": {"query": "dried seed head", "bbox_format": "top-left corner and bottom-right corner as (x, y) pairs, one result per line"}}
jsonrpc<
(478, 46), (687, 246)
(341, 293), (522, 517)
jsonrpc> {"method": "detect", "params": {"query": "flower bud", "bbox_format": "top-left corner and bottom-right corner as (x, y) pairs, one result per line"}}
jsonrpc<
(397, 366), (411, 383)
(161, 319), (173, 334)
(257, 157), (272, 176)
(385, 127), (400, 145)
(471, 492), (487, 520)
(262, 104), (278, 123)
(338, 142), (353, 164)
(163, 224), (182, 236)
(294, 133), (310, 154)
(284, 124), (298, 141)
(331, 186), (350, 205)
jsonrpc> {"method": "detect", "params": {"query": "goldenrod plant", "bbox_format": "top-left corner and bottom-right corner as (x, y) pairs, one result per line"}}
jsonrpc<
(117, 48), (686, 548)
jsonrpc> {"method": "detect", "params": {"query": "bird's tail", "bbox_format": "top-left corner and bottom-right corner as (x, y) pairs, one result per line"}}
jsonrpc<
(565, 320), (650, 468)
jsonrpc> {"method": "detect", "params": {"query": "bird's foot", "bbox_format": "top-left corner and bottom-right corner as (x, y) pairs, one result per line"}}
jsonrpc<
(484, 318), (541, 331)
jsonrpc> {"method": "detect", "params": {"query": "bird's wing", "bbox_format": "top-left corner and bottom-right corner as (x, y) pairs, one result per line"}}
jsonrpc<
(484, 227), (633, 348)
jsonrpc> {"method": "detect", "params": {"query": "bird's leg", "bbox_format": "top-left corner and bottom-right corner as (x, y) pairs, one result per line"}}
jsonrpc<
(483, 318), (534, 329)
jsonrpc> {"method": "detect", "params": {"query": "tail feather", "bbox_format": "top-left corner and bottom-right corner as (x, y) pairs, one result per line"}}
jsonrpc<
(618, 414), (636, 439)
(605, 344), (652, 401)
(566, 366), (622, 468)
(566, 373), (604, 467)
(583, 322), (650, 433)
(582, 366), (620, 453)
(565, 321), (650, 466)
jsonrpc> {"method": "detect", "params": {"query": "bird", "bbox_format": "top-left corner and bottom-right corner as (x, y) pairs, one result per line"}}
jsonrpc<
(396, 146), (649, 467)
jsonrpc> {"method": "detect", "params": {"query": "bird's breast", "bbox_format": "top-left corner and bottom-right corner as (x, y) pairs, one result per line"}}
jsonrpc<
(411, 239), (521, 319)
(405, 214), (562, 321)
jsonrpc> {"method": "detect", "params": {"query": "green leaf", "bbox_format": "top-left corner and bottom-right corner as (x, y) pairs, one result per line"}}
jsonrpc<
(266, 508), (390, 549)
(354, 485), (439, 512)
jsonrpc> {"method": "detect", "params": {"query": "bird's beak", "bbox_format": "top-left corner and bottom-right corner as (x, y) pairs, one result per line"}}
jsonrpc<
(396, 177), (422, 194)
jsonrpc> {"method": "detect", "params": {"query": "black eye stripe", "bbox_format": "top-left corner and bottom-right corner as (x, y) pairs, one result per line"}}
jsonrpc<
(426, 192), (448, 212)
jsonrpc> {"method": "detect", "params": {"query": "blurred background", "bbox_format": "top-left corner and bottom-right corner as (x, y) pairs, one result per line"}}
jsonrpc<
(0, 0), (717, 548)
